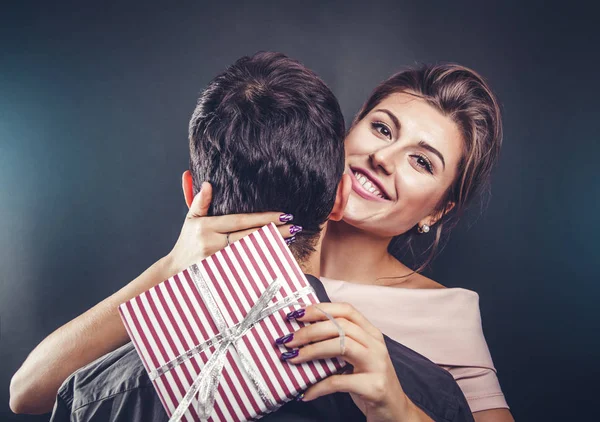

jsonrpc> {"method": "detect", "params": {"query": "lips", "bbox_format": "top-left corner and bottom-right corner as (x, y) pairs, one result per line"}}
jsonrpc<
(349, 167), (392, 201)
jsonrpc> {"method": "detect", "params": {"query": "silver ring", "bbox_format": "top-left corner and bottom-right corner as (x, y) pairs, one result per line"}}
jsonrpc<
(226, 232), (231, 247)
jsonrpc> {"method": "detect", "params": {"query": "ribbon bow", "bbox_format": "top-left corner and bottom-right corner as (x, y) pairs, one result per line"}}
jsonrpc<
(161, 264), (313, 421)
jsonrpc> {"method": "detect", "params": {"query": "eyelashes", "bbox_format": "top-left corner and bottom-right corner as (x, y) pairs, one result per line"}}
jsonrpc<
(370, 121), (434, 174)
(371, 121), (392, 139)
(411, 154), (434, 174)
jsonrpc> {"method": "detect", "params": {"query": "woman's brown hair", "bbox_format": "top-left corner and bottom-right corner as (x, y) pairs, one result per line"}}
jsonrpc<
(351, 63), (503, 275)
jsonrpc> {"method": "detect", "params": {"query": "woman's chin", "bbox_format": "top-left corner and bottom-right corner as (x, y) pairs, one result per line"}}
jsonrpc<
(339, 198), (409, 238)
(339, 208), (383, 233)
(344, 195), (387, 218)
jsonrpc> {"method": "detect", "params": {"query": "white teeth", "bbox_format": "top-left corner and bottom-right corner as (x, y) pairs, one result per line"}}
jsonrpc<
(353, 171), (386, 199)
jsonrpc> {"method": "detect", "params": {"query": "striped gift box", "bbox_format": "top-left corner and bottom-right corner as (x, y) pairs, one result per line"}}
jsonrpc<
(118, 223), (346, 422)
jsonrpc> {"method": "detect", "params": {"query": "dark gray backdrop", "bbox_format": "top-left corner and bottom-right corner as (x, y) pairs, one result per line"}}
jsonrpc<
(1, 1), (598, 421)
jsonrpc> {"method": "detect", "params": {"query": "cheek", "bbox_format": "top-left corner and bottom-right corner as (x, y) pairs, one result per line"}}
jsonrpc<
(395, 191), (436, 219)
(392, 166), (446, 218)
(398, 170), (437, 203)
(345, 127), (376, 155)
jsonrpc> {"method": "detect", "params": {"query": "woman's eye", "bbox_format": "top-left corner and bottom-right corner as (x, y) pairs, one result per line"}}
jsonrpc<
(410, 154), (434, 174)
(372, 122), (392, 140)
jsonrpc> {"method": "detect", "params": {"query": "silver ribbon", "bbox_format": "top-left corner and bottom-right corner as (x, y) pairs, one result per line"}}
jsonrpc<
(162, 264), (314, 422)
(314, 305), (346, 356)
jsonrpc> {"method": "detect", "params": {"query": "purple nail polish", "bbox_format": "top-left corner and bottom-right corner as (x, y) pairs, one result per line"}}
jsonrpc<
(279, 213), (294, 223)
(286, 309), (305, 320)
(285, 236), (296, 245)
(290, 225), (303, 235)
(280, 349), (299, 360)
(275, 333), (294, 345)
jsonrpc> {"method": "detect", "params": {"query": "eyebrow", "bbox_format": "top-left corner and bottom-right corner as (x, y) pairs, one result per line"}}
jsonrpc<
(418, 140), (446, 170)
(374, 108), (447, 170)
(374, 108), (400, 133)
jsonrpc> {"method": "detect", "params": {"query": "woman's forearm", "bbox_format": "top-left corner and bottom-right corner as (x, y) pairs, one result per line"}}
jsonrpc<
(9, 255), (176, 415)
(473, 409), (515, 422)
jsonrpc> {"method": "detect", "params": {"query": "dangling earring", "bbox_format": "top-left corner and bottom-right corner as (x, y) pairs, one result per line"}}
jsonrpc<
(418, 224), (430, 234)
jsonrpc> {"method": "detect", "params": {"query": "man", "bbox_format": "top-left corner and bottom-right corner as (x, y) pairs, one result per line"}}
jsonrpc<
(49, 52), (473, 421)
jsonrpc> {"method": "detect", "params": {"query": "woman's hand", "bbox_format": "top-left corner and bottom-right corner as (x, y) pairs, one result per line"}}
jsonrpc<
(276, 303), (433, 422)
(165, 182), (300, 275)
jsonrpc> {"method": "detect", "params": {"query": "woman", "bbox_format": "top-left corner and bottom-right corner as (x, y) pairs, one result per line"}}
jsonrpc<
(10, 63), (513, 421)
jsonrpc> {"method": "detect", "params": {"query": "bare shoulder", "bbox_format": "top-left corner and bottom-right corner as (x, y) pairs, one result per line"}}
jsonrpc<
(384, 258), (447, 289)
(404, 272), (447, 289)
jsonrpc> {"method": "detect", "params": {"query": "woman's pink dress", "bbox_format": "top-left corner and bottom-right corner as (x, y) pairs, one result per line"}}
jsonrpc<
(321, 277), (509, 413)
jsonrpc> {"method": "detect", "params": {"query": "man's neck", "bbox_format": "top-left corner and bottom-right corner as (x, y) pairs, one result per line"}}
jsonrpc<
(297, 225), (326, 278)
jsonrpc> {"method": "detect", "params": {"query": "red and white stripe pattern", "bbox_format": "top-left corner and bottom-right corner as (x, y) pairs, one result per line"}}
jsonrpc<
(118, 223), (346, 421)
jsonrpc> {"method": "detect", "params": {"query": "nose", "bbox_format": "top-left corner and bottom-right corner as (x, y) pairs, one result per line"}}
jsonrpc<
(369, 147), (396, 175)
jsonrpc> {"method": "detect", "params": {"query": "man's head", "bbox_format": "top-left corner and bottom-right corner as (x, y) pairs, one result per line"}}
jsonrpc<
(185, 52), (348, 262)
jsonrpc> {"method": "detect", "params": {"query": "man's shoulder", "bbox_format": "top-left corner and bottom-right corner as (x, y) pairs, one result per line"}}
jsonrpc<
(56, 341), (153, 414)
(383, 335), (474, 422)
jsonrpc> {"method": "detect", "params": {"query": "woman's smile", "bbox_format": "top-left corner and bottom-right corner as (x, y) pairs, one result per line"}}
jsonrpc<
(349, 166), (391, 202)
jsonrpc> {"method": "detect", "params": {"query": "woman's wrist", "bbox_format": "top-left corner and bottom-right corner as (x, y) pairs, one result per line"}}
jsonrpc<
(383, 391), (426, 422)
(161, 251), (186, 279)
(361, 387), (414, 422)
(160, 252), (177, 277)
(402, 396), (432, 422)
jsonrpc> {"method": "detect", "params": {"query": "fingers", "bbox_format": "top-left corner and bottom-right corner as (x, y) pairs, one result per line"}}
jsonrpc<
(210, 212), (295, 233)
(226, 224), (296, 244)
(184, 181), (297, 238)
(187, 182), (212, 218)
(301, 373), (381, 402)
(292, 303), (384, 342)
(276, 223), (298, 240)
(282, 318), (373, 349)
(282, 337), (368, 366)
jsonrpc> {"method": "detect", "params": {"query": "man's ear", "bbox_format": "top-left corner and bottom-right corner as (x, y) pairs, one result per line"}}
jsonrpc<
(328, 173), (352, 222)
(182, 170), (194, 209)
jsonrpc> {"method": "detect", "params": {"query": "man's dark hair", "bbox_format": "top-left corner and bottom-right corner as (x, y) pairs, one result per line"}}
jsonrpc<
(188, 52), (345, 261)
